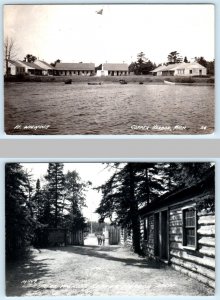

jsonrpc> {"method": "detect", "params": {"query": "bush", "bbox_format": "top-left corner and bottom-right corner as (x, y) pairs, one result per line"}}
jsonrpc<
(192, 75), (210, 78)
(207, 78), (215, 84)
(174, 77), (195, 83)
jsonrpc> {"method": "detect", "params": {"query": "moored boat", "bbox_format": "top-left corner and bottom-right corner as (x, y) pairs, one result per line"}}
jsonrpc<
(88, 82), (102, 85)
(64, 79), (72, 84)
(164, 80), (175, 85)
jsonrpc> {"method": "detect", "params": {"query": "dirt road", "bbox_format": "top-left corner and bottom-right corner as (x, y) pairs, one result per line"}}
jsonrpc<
(6, 235), (213, 296)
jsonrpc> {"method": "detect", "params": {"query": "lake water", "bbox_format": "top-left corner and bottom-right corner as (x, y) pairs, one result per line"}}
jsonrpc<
(4, 82), (214, 135)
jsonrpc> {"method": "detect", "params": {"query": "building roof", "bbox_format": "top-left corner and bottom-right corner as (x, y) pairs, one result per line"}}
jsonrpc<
(35, 60), (55, 70)
(8, 60), (25, 68)
(103, 63), (129, 71)
(139, 166), (215, 216)
(151, 62), (206, 73)
(151, 64), (179, 73)
(18, 61), (46, 70)
(55, 63), (95, 71)
(174, 62), (206, 70)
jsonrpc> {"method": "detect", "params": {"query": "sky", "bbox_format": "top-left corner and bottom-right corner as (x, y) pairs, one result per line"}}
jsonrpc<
(4, 4), (215, 65)
(21, 163), (114, 222)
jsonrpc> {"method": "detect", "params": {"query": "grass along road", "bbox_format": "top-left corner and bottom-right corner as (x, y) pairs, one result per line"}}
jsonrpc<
(6, 238), (214, 296)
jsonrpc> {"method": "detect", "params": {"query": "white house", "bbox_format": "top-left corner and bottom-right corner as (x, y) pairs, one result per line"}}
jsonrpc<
(151, 62), (207, 76)
(96, 63), (129, 76)
(18, 61), (46, 75)
(5, 60), (25, 76)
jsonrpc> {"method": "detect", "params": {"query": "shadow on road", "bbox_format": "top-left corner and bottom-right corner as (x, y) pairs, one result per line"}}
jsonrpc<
(48, 245), (162, 269)
(6, 253), (53, 296)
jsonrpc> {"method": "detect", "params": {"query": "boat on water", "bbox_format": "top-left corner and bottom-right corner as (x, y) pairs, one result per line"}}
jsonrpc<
(119, 79), (127, 84)
(88, 82), (102, 85)
(64, 79), (72, 84)
(164, 80), (175, 85)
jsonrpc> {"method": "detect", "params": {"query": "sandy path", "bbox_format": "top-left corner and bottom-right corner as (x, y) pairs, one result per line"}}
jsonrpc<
(6, 236), (214, 296)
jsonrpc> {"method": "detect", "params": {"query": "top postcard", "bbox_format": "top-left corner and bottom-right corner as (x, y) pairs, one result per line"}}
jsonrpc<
(4, 4), (215, 135)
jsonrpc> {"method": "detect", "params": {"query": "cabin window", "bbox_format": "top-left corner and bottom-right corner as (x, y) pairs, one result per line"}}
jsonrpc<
(182, 207), (197, 249)
(144, 217), (149, 240)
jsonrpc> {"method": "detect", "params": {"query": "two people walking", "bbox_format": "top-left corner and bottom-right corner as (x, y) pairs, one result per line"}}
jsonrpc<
(96, 233), (105, 246)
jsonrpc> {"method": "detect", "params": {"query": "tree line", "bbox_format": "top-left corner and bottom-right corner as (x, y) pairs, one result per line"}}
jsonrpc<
(5, 163), (90, 260)
(95, 163), (213, 254)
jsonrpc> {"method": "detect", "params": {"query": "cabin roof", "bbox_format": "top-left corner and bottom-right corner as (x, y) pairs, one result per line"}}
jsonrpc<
(55, 63), (95, 70)
(139, 166), (215, 216)
(8, 60), (25, 67)
(18, 61), (46, 70)
(103, 63), (129, 71)
(35, 60), (55, 69)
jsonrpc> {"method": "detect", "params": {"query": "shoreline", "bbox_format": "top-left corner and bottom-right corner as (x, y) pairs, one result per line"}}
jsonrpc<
(4, 75), (214, 86)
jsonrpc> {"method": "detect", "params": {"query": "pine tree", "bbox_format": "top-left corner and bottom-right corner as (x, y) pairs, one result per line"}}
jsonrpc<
(5, 163), (36, 259)
(45, 163), (65, 228)
(64, 170), (89, 230)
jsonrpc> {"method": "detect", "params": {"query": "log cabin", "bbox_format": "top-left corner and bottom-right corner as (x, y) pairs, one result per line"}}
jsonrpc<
(139, 166), (215, 288)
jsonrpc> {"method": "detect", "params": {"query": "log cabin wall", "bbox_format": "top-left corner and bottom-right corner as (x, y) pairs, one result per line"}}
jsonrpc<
(169, 202), (215, 289)
(142, 215), (155, 257)
(140, 197), (215, 289)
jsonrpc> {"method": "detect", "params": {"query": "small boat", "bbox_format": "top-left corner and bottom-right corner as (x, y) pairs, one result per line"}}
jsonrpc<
(164, 80), (175, 85)
(119, 79), (127, 84)
(88, 82), (102, 85)
(64, 79), (72, 84)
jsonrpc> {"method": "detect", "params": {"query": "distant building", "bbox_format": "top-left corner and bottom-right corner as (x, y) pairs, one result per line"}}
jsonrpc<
(54, 63), (95, 76)
(151, 62), (207, 76)
(34, 60), (54, 75)
(5, 60), (25, 76)
(18, 61), (46, 75)
(96, 63), (129, 76)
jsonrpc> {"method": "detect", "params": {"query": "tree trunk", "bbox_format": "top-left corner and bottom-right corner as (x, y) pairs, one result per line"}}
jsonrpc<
(129, 164), (141, 254)
(55, 166), (58, 228)
(145, 167), (150, 205)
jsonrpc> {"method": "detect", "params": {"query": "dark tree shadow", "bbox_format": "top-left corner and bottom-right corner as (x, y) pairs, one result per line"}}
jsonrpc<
(6, 252), (53, 296)
(48, 245), (163, 269)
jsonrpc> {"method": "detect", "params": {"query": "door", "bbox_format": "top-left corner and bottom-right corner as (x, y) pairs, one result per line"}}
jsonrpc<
(160, 210), (168, 259)
(154, 210), (168, 260)
(154, 213), (160, 256)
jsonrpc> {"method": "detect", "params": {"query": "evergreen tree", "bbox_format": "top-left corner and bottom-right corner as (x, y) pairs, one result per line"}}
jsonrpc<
(96, 163), (169, 253)
(167, 51), (182, 64)
(45, 163), (65, 228)
(129, 52), (155, 75)
(64, 170), (89, 230)
(5, 163), (36, 259)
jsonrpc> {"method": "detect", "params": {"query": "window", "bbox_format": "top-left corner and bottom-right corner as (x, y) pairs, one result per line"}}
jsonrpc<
(144, 217), (149, 240)
(189, 70), (192, 74)
(182, 207), (197, 249)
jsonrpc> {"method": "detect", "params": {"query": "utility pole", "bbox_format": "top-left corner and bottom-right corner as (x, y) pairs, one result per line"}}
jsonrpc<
(90, 214), (93, 234)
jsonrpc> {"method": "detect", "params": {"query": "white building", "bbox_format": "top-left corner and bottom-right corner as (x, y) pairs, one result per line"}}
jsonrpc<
(54, 63), (95, 76)
(96, 63), (129, 76)
(5, 60), (25, 76)
(34, 60), (54, 75)
(151, 62), (207, 76)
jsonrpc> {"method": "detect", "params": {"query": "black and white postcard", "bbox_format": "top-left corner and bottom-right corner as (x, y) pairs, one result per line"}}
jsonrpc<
(4, 4), (215, 135)
(5, 162), (215, 296)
